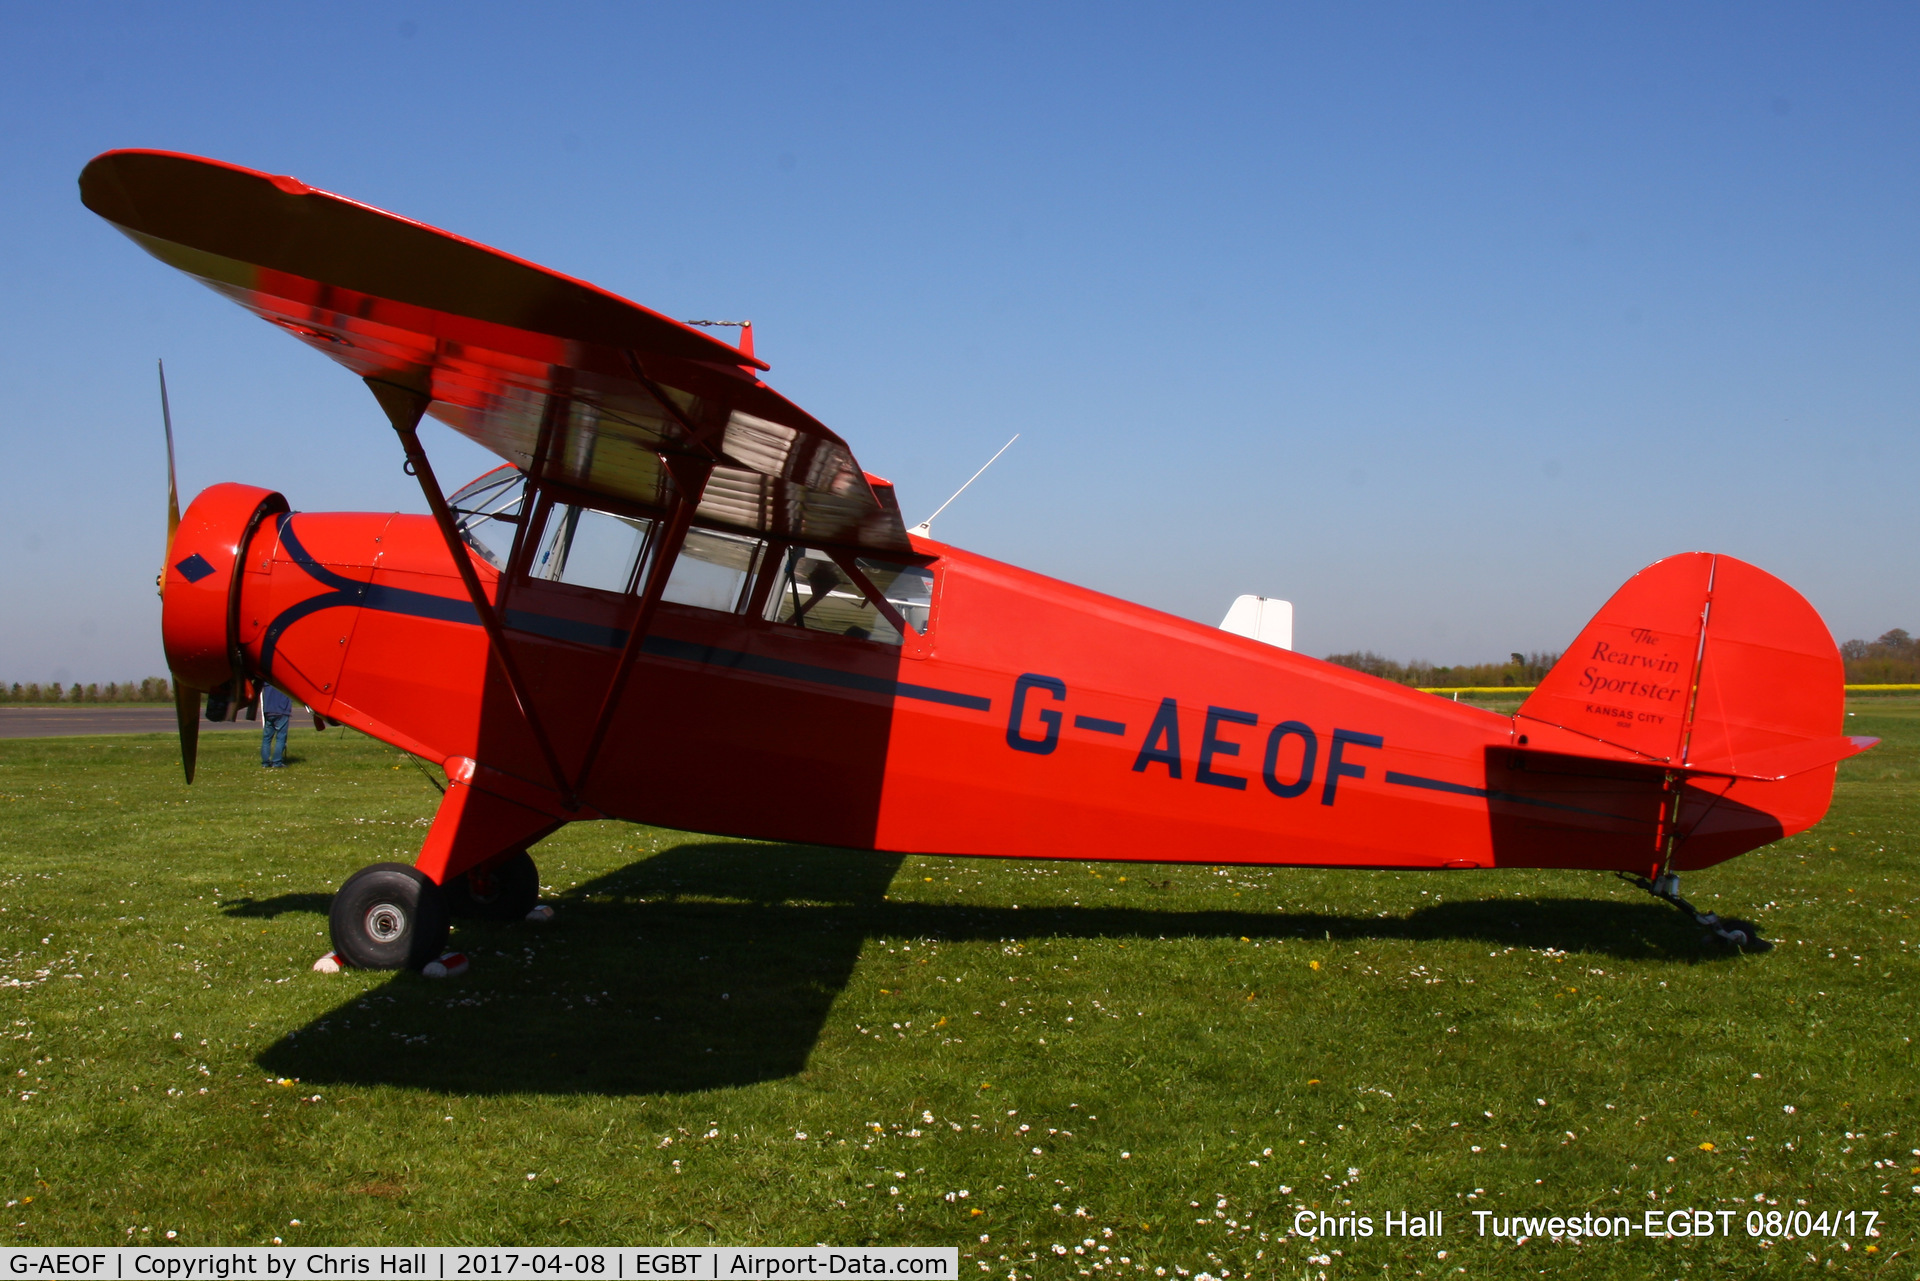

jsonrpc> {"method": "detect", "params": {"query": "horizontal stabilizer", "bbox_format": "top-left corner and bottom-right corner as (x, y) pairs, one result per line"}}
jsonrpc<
(1684, 734), (1879, 781)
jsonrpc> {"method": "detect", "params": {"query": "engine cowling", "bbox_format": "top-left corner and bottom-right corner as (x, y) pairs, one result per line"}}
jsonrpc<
(162, 482), (287, 691)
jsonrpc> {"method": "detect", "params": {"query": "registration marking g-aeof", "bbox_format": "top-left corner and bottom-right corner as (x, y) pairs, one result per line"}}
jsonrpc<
(3, 1249), (957, 1280)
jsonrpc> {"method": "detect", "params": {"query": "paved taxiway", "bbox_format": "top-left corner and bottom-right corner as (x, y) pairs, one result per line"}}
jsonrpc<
(0, 707), (259, 738)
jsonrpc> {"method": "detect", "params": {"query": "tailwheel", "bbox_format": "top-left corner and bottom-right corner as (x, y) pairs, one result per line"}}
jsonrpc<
(445, 850), (541, 922)
(1629, 873), (1772, 952)
(329, 862), (451, 970)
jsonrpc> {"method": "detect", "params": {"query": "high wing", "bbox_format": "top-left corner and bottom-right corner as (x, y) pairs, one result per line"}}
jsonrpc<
(80, 149), (911, 555)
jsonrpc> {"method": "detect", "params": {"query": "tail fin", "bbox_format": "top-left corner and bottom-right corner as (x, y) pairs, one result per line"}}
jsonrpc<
(1518, 552), (1715, 764)
(1515, 553), (1873, 868)
(1519, 553), (1870, 777)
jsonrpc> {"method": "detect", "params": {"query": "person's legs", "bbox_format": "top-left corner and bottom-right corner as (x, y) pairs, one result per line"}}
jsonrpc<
(266, 714), (289, 767)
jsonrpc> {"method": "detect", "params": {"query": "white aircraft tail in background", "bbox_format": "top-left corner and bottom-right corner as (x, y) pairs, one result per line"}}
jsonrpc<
(1219, 595), (1293, 650)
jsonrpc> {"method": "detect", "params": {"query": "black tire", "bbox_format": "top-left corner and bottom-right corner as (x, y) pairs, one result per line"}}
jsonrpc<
(329, 862), (450, 970)
(444, 851), (540, 921)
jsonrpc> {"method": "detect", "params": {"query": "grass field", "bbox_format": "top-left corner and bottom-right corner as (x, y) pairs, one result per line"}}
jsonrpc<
(1, 699), (1915, 1279)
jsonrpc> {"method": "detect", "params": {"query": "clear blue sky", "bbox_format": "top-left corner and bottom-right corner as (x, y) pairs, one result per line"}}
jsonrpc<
(4, 2), (1915, 683)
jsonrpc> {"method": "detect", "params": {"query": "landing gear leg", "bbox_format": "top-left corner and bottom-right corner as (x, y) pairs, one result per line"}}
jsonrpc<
(1626, 872), (1768, 951)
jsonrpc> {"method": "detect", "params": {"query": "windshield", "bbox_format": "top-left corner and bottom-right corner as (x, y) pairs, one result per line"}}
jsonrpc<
(448, 466), (526, 570)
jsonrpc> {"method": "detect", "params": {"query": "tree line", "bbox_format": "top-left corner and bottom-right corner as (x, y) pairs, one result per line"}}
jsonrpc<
(0, 678), (175, 704)
(1326, 628), (1918, 687)
(1322, 651), (1561, 688)
(1838, 629), (1920, 684)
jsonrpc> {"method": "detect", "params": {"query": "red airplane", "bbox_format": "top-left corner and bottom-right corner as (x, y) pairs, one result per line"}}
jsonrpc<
(82, 149), (1875, 972)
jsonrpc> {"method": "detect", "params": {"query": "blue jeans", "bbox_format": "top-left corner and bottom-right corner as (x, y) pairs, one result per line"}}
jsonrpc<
(261, 713), (289, 767)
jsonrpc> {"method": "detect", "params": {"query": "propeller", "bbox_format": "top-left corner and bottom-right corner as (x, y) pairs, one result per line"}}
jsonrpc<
(158, 360), (200, 783)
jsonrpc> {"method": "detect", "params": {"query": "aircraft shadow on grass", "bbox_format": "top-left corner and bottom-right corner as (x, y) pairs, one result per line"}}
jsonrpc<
(222, 892), (334, 917)
(255, 841), (1751, 1097)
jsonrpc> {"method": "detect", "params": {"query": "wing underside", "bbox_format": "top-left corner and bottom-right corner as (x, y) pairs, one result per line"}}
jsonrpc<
(82, 150), (911, 555)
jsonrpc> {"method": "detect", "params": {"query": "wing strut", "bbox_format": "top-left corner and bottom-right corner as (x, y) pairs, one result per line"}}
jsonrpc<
(367, 377), (578, 810)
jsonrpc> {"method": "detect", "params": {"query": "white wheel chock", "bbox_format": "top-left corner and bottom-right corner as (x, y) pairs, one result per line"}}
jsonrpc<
(422, 951), (470, 979)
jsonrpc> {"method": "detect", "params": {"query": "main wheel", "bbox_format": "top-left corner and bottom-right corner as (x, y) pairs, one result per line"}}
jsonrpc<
(444, 850), (540, 921)
(329, 862), (450, 970)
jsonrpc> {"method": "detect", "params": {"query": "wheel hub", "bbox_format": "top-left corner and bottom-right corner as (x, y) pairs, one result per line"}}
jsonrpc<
(364, 902), (407, 943)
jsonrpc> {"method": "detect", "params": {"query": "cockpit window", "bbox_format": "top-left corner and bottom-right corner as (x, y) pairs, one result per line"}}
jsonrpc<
(768, 549), (934, 645)
(533, 504), (656, 594)
(448, 467), (526, 570)
(663, 527), (766, 612)
(856, 558), (935, 636)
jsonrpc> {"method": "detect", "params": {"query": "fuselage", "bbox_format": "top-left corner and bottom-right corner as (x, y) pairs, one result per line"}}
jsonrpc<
(171, 480), (1821, 880)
